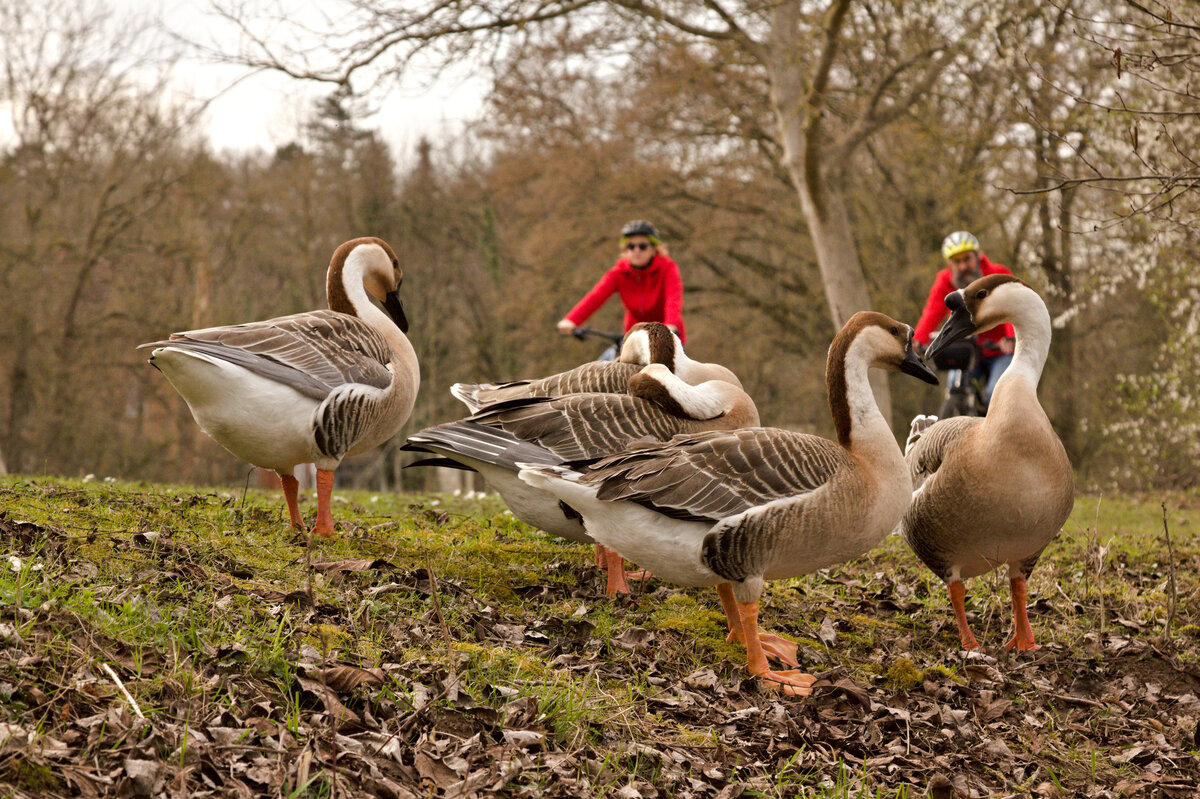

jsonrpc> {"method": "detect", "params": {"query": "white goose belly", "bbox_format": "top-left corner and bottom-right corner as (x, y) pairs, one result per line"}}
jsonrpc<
(580, 501), (720, 588)
(152, 348), (322, 471)
(473, 463), (591, 544)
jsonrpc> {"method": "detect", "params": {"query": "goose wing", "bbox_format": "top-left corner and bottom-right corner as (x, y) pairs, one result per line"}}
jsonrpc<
(904, 416), (982, 491)
(467, 393), (700, 462)
(403, 420), (564, 471)
(141, 310), (394, 401)
(582, 427), (851, 523)
(453, 362), (640, 411)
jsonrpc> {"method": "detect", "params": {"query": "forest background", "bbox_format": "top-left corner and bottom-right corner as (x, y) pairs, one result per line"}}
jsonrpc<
(1, 0), (1196, 492)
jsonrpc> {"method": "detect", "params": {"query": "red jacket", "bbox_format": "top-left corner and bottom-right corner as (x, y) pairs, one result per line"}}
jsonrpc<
(914, 254), (1015, 354)
(565, 253), (686, 343)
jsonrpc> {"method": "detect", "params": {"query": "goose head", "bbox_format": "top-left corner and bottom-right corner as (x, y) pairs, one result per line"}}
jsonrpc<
(328, 237), (409, 333)
(924, 274), (1030, 361)
(829, 312), (939, 386)
(619, 322), (681, 369)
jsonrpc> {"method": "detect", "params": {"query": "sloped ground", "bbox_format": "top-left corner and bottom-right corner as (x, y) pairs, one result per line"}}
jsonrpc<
(0, 476), (1198, 798)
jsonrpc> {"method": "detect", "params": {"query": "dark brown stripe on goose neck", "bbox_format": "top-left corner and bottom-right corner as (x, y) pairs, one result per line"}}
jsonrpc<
(626, 322), (677, 371)
(645, 323), (677, 371)
(826, 312), (891, 448)
(326, 237), (400, 317)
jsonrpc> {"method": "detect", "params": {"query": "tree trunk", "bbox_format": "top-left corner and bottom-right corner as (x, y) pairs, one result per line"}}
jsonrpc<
(766, 7), (894, 422)
(795, 175), (893, 420)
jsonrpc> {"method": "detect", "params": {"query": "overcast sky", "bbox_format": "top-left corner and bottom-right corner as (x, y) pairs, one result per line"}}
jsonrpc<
(129, 0), (489, 158)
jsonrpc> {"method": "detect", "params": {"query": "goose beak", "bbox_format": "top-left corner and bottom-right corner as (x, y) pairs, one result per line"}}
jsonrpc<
(384, 290), (409, 333)
(924, 290), (975, 362)
(901, 336), (939, 385)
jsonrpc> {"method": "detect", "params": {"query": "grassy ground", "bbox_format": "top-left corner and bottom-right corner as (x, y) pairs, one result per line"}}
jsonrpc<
(1, 474), (1198, 798)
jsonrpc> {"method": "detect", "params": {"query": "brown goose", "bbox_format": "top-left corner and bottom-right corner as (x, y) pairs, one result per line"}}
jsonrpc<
(520, 313), (937, 694)
(141, 238), (419, 538)
(405, 363), (759, 595)
(901, 274), (1073, 651)
(450, 322), (741, 413)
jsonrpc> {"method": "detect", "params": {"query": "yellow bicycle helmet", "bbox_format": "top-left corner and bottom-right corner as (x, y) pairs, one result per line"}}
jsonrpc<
(941, 231), (980, 260)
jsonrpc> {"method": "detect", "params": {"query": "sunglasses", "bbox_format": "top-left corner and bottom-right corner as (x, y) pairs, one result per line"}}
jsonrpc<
(625, 242), (653, 251)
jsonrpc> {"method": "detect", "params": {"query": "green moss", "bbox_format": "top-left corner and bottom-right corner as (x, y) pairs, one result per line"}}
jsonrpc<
(11, 759), (63, 792)
(886, 657), (925, 691)
(924, 663), (964, 684)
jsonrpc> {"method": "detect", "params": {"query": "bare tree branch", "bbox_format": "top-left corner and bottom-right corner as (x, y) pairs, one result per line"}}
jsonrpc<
(1123, 0), (1200, 33)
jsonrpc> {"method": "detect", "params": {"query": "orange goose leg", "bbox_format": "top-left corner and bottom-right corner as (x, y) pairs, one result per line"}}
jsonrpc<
(311, 469), (337, 539)
(716, 583), (799, 667)
(603, 547), (631, 596)
(596, 545), (653, 581)
(949, 580), (980, 650)
(739, 601), (814, 695)
(279, 472), (306, 531)
(1005, 576), (1039, 651)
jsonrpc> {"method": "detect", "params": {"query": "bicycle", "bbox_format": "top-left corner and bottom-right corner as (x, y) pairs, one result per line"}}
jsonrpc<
(570, 327), (625, 362)
(928, 338), (986, 418)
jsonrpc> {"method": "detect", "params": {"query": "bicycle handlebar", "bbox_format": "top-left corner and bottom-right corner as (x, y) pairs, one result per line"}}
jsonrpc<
(570, 327), (624, 346)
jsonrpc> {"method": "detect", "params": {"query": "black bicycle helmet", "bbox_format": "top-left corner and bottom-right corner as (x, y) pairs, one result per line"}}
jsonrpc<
(620, 219), (659, 242)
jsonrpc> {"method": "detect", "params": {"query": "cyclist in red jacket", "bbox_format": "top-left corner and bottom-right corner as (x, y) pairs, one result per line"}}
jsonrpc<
(914, 231), (1016, 406)
(556, 220), (686, 346)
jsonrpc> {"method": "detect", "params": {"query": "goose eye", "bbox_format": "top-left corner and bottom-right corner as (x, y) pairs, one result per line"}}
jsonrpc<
(976, 289), (989, 299)
(889, 325), (898, 335)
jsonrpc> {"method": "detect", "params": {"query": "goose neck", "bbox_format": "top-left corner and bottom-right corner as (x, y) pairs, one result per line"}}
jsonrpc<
(998, 296), (1052, 391)
(827, 339), (890, 451)
(331, 252), (416, 373)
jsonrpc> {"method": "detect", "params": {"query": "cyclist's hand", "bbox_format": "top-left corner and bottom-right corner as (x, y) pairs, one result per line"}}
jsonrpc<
(999, 337), (1015, 355)
(913, 340), (927, 358)
(557, 318), (577, 335)
(665, 324), (679, 336)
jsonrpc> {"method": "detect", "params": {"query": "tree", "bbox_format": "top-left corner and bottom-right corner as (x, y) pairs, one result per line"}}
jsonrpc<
(0, 0), (199, 475)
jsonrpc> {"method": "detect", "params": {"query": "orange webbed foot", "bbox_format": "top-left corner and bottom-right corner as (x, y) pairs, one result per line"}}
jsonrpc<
(724, 629), (798, 667)
(310, 522), (337, 540)
(755, 669), (817, 696)
(757, 634), (800, 667)
(1004, 633), (1039, 651)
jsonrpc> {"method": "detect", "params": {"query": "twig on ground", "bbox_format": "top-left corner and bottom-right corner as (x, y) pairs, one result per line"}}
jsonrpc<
(101, 662), (146, 720)
(1092, 496), (1106, 637)
(1162, 501), (1177, 639)
(424, 551), (458, 686)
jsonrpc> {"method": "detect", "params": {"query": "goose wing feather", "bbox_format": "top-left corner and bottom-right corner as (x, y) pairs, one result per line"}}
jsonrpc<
(904, 416), (982, 491)
(583, 427), (852, 523)
(142, 310), (394, 400)
(455, 362), (641, 410)
(467, 394), (687, 462)
(403, 421), (563, 471)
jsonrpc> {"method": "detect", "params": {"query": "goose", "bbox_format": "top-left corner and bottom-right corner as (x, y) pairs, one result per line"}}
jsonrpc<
(404, 363), (760, 595)
(519, 312), (937, 694)
(901, 274), (1073, 651)
(450, 322), (741, 413)
(141, 237), (419, 539)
